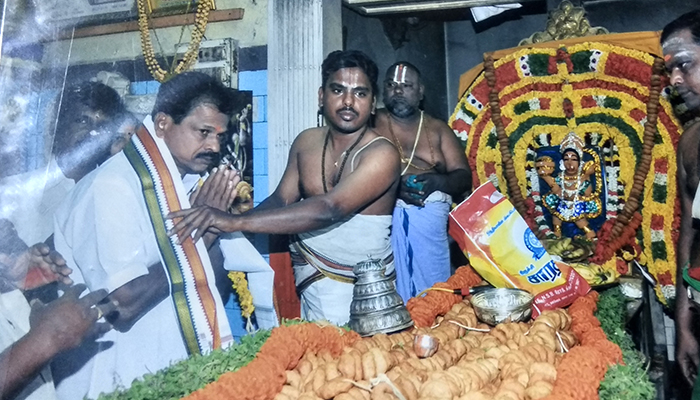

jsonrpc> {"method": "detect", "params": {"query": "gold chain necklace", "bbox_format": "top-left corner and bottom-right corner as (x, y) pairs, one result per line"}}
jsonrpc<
(321, 127), (368, 193)
(387, 111), (435, 175)
(137, 0), (213, 82)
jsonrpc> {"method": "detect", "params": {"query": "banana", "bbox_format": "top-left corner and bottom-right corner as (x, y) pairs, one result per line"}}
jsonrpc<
(547, 237), (575, 256)
(569, 248), (586, 258)
(560, 237), (572, 249)
(572, 262), (616, 286)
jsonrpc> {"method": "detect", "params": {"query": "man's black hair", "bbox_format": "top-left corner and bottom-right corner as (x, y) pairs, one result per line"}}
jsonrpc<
(385, 61), (422, 84)
(56, 81), (123, 129)
(661, 10), (700, 45)
(152, 72), (236, 124)
(321, 50), (379, 96)
(53, 81), (124, 154)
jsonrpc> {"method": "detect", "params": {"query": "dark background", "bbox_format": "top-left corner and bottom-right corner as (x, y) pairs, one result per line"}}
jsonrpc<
(343, 0), (700, 121)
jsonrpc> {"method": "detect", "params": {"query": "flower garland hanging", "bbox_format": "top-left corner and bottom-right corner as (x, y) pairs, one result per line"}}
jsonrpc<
(137, 0), (214, 82)
(450, 41), (683, 305)
(594, 57), (665, 253)
(228, 271), (255, 332)
(483, 53), (538, 233)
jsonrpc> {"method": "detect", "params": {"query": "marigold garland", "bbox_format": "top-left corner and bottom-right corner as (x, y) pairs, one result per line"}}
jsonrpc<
(228, 271), (255, 332)
(450, 42), (684, 304)
(542, 291), (623, 400)
(406, 265), (483, 327)
(184, 323), (359, 400)
(179, 280), (631, 400)
(484, 53), (538, 234)
(605, 57), (665, 241)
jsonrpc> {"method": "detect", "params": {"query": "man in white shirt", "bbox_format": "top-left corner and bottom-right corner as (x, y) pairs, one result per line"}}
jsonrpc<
(52, 72), (277, 399)
(0, 82), (129, 246)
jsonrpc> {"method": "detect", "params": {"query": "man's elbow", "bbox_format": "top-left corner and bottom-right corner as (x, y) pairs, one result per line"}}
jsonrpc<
(459, 169), (473, 192)
(449, 168), (472, 194)
(318, 198), (349, 224)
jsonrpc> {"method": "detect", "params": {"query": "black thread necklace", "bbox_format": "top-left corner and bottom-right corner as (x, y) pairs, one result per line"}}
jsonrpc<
(321, 126), (368, 193)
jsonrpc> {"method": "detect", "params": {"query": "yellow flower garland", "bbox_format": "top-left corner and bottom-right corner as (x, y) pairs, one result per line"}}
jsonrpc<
(137, 0), (214, 82)
(228, 271), (255, 332)
(450, 41), (683, 305)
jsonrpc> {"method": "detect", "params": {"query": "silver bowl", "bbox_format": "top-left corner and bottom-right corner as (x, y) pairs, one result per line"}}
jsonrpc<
(470, 288), (534, 326)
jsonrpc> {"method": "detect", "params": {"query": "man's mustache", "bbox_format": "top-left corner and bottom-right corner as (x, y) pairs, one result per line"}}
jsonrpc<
(337, 107), (358, 116)
(387, 96), (409, 106)
(195, 152), (219, 161)
(386, 97), (417, 117)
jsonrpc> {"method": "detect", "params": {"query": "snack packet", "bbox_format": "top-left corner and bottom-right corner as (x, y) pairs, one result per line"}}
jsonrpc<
(449, 182), (590, 315)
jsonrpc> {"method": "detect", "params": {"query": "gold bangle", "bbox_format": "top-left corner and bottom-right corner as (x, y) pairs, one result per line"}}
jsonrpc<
(582, 225), (592, 234)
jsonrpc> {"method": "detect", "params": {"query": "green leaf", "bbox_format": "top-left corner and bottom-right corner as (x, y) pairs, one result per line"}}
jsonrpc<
(596, 287), (656, 400)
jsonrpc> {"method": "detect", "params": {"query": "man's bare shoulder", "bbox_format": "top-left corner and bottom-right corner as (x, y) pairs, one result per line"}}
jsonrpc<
(679, 122), (700, 160)
(422, 112), (453, 135)
(366, 128), (399, 151)
(355, 129), (400, 163)
(680, 121), (700, 146)
(372, 109), (391, 135)
(292, 127), (325, 149)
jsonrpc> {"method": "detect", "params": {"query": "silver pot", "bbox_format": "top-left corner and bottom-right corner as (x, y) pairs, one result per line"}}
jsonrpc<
(470, 288), (534, 326)
(349, 258), (413, 336)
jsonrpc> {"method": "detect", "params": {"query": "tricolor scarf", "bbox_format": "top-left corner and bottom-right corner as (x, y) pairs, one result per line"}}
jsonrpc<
(123, 125), (222, 356)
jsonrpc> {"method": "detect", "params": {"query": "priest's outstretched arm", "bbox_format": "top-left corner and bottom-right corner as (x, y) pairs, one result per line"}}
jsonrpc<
(168, 133), (400, 241)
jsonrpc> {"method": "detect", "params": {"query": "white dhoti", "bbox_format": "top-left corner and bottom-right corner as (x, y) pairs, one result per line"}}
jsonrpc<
(290, 214), (393, 326)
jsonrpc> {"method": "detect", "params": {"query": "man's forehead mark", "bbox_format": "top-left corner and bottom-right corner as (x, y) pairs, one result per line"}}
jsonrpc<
(392, 64), (408, 84)
(675, 50), (694, 59)
(666, 50), (695, 66)
(196, 120), (226, 132)
(663, 35), (692, 50)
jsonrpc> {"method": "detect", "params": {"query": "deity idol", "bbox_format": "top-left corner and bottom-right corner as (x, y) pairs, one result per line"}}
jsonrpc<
(536, 132), (602, 240)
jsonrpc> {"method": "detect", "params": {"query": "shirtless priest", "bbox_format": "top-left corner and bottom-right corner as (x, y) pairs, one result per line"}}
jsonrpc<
(662, 10), (700, 397)
(374, 62), (471, 303)
(169, 50), (401, 326)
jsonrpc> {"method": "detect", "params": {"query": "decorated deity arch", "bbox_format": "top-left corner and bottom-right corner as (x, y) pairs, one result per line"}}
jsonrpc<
(449, 37), (686, 305)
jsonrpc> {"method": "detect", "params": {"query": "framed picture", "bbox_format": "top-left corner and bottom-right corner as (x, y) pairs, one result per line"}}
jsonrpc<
(34, 0), (135, 25)
(147, 0), (214, 16)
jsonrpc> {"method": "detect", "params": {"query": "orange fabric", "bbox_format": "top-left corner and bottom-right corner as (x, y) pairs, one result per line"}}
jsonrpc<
(458, 31), (663, 98)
